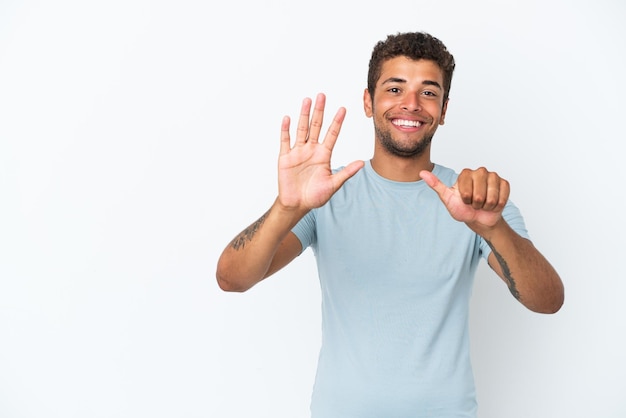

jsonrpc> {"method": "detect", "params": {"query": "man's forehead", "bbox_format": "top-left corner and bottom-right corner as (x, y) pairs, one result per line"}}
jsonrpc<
(379, 57), (444, 85)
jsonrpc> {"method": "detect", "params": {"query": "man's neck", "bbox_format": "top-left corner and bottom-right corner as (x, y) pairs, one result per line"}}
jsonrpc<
(370, 152), (434, 182)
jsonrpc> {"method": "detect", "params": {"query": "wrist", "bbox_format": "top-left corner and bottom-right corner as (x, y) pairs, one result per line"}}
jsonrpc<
(467, 217), (509, 241)
(272, 197), (310, 223)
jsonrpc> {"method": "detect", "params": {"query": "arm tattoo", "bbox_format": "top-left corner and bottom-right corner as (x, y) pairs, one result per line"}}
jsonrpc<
(229, 210), (269, 250)
(486, 239), (521, 300)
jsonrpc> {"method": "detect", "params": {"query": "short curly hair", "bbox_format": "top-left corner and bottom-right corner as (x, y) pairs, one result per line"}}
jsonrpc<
(367, 32), (456, 104)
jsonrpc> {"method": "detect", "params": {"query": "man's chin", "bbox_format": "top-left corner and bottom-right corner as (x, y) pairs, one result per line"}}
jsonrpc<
(382, 139), (432, 158)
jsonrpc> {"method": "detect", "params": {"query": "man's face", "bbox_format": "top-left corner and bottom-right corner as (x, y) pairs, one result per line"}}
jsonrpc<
(364, 57), (448, 158)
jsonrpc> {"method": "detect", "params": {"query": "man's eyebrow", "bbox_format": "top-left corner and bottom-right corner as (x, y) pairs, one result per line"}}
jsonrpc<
(381, 77), (442, 89)
(422, 80), (442, 89)
(381, 77), (406, 85)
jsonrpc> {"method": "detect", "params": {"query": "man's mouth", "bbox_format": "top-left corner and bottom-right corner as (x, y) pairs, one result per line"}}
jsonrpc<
(392, 119), (422, 128)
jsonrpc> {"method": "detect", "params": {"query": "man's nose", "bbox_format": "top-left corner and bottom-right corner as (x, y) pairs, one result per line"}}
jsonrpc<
(401, 93), (422, 112)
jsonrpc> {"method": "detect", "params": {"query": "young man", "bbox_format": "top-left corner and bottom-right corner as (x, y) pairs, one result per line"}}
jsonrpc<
(216, 32), (564, 417)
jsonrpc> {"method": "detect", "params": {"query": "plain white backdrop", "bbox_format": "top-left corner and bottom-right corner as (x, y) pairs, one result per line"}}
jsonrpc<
(1, 0), (625, 417)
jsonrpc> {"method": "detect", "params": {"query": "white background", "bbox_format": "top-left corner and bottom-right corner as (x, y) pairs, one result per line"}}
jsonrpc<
(1, 0), (625, 417)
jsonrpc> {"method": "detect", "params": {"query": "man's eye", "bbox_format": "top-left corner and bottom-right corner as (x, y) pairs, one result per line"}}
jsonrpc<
(388, 87), (400, 93)
(423, 91), (436, 97)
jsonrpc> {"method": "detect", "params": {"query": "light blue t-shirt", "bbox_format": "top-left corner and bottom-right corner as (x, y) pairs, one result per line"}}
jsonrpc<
(292, 161), (529, 418)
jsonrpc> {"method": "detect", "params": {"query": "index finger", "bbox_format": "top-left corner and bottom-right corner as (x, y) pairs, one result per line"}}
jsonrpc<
(320, 106), (346, 151)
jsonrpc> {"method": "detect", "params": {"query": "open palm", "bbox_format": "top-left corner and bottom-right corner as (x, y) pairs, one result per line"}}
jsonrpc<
(278, 94), (363, 211)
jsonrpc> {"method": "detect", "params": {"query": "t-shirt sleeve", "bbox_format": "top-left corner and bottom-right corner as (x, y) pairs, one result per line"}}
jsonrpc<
(291, 209), (317, 254)
(479, 199), (531, 260)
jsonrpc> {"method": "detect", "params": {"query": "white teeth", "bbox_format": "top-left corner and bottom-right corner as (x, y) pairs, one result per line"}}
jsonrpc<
(393, 119), (421, 127)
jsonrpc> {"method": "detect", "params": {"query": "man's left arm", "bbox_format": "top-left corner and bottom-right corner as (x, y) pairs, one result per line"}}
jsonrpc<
(483, 218), (563, 313)
(420, 167), (564, 314)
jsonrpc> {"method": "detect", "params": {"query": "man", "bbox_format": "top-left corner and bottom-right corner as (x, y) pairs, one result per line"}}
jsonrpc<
(216, 32), (564, 417)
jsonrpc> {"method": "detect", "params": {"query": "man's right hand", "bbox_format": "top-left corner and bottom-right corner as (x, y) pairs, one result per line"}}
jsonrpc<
(278, 93), (364, 212)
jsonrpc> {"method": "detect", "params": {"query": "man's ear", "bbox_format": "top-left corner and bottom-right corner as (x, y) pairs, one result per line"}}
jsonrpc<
(363, 88), (373, 118)
(439, 99), (449, 125)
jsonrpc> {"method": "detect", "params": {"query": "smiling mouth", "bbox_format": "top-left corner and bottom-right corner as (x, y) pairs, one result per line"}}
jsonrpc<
(392, 119), (422, 128)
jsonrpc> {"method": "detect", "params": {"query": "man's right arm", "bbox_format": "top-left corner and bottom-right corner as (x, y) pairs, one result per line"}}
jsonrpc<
(215, 198), (307, 292)
(217, 93), (363, 292)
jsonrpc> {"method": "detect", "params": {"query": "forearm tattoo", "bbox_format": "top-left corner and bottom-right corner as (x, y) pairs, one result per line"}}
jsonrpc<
(229, 211), (269, 250)
(486, 239), (521, 300)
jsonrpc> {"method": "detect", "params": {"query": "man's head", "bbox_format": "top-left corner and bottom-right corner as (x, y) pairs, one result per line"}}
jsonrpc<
(367, 32), (455, 105)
